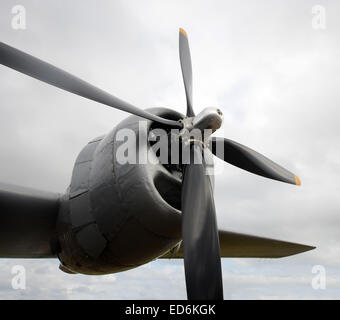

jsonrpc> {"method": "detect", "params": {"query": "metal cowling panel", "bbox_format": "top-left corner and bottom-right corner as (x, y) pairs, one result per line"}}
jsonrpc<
(68, 138), (108, 259)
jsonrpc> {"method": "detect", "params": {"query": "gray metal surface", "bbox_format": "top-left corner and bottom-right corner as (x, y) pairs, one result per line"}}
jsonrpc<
(57, 108), (185, 274)
(76, 224), (107, 259)
(181, 145), (223, 300)
(161, 230), (315, 258)
(0, 183), (60, 258)
(192, 107), (223, 133)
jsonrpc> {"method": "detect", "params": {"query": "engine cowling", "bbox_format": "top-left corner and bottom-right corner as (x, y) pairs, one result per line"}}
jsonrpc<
(56, 108), (184, 274)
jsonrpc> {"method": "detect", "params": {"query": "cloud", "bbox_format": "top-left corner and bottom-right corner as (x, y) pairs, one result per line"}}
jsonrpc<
(0, 0), (339, 299)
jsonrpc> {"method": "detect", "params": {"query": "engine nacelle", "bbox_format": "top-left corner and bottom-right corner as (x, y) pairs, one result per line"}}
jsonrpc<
(56, 108), (184, 274)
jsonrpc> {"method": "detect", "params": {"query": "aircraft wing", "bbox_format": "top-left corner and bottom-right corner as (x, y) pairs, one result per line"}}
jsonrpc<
(160, 230), (315, 259)
(0, 183), (60, 258)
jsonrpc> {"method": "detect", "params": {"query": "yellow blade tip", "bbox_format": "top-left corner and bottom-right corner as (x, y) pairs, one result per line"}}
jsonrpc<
(179, 28), (188, 38)
(294, 175), (301, 186)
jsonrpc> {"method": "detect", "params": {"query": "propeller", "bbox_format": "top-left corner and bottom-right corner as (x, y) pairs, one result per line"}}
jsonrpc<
(181, 144), (223, 300)
(0, 42), (182, 128)
(179, 28), (194, 117)
(0, 29), (302, 300)
(178, 29), (223, 300)
(209, 137), (301, 186)
(176, 28), (300, 301)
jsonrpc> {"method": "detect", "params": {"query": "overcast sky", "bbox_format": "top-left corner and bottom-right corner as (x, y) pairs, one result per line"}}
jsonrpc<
(0, 0), (339, 299)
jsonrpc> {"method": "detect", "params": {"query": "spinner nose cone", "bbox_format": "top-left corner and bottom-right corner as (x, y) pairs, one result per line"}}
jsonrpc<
(192, 107), (223, 133)
(215, 108), (224, 128)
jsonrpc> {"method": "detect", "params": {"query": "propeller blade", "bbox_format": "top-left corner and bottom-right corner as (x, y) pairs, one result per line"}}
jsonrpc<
(179, 28), (195, 117)
(0, 42), (182, 128)
(209, 137), (301, 186)
(181, 144), (223, 300)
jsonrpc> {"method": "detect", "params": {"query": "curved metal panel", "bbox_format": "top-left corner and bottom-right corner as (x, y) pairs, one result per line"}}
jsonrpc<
(0, 183), (60, 258)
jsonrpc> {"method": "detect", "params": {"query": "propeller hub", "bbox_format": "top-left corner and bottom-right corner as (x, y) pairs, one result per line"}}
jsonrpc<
(177, 108), (223, 148)
(192, 107), (223, 133)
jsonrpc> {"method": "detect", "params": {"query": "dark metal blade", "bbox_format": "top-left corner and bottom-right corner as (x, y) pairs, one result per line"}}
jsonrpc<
(181, 144), (223, 300)
(0, 42), (182, 128)
(179, 28), (195, 117)
(209, 137), (301, 186)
